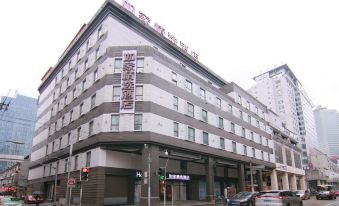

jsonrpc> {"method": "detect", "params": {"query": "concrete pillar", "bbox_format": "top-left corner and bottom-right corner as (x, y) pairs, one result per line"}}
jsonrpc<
(205, 157), (215, 202)
(282, 172), (289, 190)
(270, 169), (278, 190)
(300, 176), (306, 190)
(140, 145), (160, 206)
(291, 174), (297, 192)
(257, 169), (263, 191)
(238, 163), (245, 192)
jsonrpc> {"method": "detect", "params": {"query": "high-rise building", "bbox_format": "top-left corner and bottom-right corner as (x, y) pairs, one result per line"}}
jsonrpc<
(314, 106), (339, 156)
(249, 64), (318, 169)
(28, 1), (305, 205)
(0, 94), (37, 171)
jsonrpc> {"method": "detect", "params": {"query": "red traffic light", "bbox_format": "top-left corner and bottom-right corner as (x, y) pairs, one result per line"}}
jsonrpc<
(82, 167), (89, 173)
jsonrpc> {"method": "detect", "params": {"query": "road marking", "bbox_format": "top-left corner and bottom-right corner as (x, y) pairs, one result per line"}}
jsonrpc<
(325, 201), (339, 206)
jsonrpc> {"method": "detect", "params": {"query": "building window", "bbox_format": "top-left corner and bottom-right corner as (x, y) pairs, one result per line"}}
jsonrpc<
(80, 103), (84, 115)
(86, 152), (91, 167)
(201, 109), (208, 122)
(260, 136), (263, 144)
(43, 165), (46, 176)
(64, 159), (68, 172)
(70, 110), (73, 122)
(84, 59), (88, 71)
(231, 122), (235, 133)
(113, 86), (121, 101)
(216, 97), (221, 108)
(188, 127), (195, 141)
(238, 95), (242, 104)
(93, 69), (98, 81)
(59, 137), (62, 149)
(74, 156), (78, 170)
(252, 148), (256, 158)
(136, 58), (144, 73)
(247, 101), (251, 110)
(90, 94), (96, 109)
(218, 117), (224, 129)
(232, 141), (236, 153)
(82, 78), (86, 92)
(135, 85), (143, 101)
(256, 107), (259, 114)
(68, 60), (72, 69)
(76, 50), (81, 62)
(185, 80), (192, 92)
(172, 72), (177, 85)
(64, 95), (67, 106)
(89, 121), (94, 136)
(173, 122), (179, 137)
(67, 133), (71, 146)
(187, 103), (194, 117)
(228, 104), (232, 114)
(248, 115), (251, 124)
(134, 114), (143, 131)
(95, 47), (100, 60)
(98, 26), (103, 39)
(61, 116), (65, 127)
(242, 128), (246, 137)
(203, 132), (209, 145)
(114, 58), (122, 73)
(256, 120), (260, 127)
(173, 96), (178, 111)
(56, 161), (59, 174)
(72, 88), (76, 100)
(75, 68), (78, 79)
(200, 88), (206, 100)
(66, 78), (70, 88)
(52, 141), (55, 153)
(220, 138), (225, 150)
(266, 138), (269, 146)
(111, 115), (119, 131)
(240, 111), (243, 120)
(77, 127), (81, 141)
(261, 151), (264, 160)
(49, 164), (53, 175)
(244, 145), (247, 156)
(250, 132), (254, 141)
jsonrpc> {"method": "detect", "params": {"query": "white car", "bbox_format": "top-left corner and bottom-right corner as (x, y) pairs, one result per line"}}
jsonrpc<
(256, 190), (303, 206)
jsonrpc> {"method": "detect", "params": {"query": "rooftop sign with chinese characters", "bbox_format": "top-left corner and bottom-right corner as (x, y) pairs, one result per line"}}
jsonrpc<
(121, 0), (199, 61)
(120, 50), (137, 113)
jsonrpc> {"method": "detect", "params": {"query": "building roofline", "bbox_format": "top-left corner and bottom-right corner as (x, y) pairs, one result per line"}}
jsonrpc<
(38, 0), (228, 92)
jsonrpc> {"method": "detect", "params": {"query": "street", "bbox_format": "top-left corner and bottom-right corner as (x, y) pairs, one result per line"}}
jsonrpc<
(303, 197), (339, 206)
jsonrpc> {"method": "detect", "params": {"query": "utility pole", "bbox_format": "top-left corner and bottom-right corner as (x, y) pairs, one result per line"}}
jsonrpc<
(66, 144), (73, 206)
(250, 161), (254, 192)
(147, 151), (151, 206)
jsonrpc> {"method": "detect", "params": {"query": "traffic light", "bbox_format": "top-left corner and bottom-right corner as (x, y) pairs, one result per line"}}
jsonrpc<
(81, 167), (89, 181)
(158, 167), (165, 181)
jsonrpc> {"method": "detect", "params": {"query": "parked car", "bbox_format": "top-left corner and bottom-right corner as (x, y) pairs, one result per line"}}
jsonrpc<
(335, 190), (339, 196)
(255, 190), (303, 206)
(316, 185), (336, 200)
(295, 190), (310, 200)
(24, 194), (45, 204)
(228, 192), (258, 206)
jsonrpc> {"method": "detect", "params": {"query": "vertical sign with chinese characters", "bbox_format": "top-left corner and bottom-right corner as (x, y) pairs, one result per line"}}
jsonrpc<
(120, 50), (137, 113)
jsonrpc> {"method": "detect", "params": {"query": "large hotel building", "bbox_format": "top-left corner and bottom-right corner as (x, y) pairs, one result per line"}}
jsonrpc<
(28, 1), (305, 205)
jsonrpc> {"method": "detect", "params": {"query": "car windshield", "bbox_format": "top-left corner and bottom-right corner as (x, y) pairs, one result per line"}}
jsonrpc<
(259, 191), (280, 197)
(296, 190), (304, 194)
(317, 185), (334, 191)
(233, 192), (252, 198)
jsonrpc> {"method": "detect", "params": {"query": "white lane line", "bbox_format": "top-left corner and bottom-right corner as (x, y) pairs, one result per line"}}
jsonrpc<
(325, 201), (339, 206)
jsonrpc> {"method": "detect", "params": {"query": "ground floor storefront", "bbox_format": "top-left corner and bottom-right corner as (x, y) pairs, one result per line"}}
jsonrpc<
(28, 144), (278, 206)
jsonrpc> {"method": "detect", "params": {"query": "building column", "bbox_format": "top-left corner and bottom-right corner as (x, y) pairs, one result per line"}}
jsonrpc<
(282, 172), (289, 190)
(270, 169), (278, 190)
(257, 169), (263, 191)
(140, 145), (160, 206)
(290, 174), (297, 192)
(205, 157), (215, 202)
(238, 163), (245, 192)
(300, 175), (306, 190)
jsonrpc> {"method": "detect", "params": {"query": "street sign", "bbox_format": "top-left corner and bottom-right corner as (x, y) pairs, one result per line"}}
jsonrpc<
(67, 177), (76, 188)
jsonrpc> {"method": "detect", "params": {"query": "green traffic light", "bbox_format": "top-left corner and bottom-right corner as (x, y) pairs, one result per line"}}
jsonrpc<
(159, 175), (165, 181)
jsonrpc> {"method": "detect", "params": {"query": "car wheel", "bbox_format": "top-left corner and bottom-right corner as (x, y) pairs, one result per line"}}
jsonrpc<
(316, 197), (319, 200)
(299, 201), (303, 206)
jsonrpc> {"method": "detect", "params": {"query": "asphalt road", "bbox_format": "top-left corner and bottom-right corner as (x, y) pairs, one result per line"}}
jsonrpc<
(303, 196), (339, 206)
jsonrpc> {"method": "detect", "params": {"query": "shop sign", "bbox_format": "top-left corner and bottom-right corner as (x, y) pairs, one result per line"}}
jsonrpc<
(122, 0), (135, 14)
(167, 173), (190, 181)
(120, 50), (137, 113)
(135, 170), (142, 179)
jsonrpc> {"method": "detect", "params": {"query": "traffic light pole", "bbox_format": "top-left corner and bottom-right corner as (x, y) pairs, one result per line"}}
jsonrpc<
(147, 152), (151, 206)
(80, 182), (83, 206)
(164, 167), (166, 206)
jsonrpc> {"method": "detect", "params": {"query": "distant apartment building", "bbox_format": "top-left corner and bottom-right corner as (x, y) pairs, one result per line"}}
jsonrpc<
(314, 106), (339, 156)
(0, 94), (37, 171)
(249, 65), (318, 169)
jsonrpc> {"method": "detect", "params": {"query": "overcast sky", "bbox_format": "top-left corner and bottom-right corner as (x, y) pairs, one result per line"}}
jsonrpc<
(1, 0), (339, 111)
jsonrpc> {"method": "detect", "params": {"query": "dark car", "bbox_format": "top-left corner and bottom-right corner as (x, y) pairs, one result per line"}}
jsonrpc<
(228, 192), (258, 206)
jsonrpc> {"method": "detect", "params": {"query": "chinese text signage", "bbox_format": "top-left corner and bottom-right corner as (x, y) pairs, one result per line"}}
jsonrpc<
(167, 173), (190, 181)
(120, 50), (137, 113)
